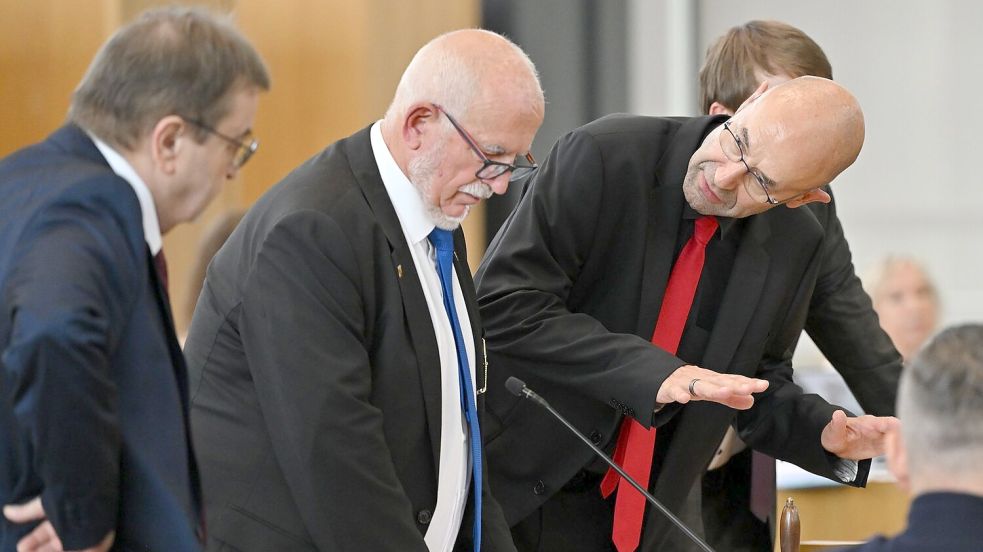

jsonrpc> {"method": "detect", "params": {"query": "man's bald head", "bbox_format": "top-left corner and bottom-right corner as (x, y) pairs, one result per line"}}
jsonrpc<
(684, 76), (866, 218)
(380, 30), (545, 230)
(385, 29), (544, 126)
(736, 75), (865, 185)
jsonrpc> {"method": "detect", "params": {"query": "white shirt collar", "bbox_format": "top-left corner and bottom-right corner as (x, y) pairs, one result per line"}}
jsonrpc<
(370, 122), (435, 246)
(88, 133), (163, 255)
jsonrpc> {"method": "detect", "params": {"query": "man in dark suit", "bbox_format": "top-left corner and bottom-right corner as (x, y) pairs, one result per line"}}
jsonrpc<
(696, 21), (904, 551)
(183, 30), (544, 551)
(476, 76), (898, 552)
(0, 8), (269, 552)
(846, 324), (983, 551)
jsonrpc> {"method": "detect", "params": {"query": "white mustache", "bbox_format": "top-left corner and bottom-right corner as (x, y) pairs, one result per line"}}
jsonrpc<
(459, 181), (494, 199)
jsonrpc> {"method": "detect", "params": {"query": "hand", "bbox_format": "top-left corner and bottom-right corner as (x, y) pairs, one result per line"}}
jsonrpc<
(656, 365), (769, 410)
(3, 496), (114, 552)
(820, 410), (901, 460)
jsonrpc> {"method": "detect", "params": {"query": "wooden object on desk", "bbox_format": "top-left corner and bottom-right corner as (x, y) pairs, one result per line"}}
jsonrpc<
(780, 497), (801, 552)
(775, 482), (909, 551)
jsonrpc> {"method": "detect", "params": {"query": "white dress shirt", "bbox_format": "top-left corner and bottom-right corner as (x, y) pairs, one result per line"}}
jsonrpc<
(89, 134), (162, 254)
(371, 122), (476, 552)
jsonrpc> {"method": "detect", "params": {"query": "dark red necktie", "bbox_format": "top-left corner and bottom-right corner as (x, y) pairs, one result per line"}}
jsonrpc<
(153, 250), (169, 292)
(599, 216), (718, 552)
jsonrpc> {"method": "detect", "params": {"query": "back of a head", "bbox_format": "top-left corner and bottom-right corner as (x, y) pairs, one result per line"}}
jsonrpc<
(901, 324), (983, 477)
(384, 29), (544, 126)
(69, 6), (270, 151)
(698, 20), (832, 114)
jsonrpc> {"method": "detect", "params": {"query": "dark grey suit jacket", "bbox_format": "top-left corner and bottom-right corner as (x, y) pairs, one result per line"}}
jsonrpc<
(184, 126), (514, 551)
(475, 114), (872, 550)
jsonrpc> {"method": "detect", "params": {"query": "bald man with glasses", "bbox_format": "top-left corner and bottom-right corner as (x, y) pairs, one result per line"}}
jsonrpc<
(475, 76), (898, 552)
(184, 30), (544, 552)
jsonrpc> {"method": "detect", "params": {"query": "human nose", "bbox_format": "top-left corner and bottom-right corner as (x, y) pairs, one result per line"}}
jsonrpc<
(714, 161), (746, 191)
(485, 172), (511, 195)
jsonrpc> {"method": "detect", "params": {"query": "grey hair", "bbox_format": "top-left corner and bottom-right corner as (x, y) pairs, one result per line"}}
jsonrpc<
(383, 29), (544, 128)
(862, 255), (938, 304)
(900, 324), (983, 474)
(69, 6), (270, 150)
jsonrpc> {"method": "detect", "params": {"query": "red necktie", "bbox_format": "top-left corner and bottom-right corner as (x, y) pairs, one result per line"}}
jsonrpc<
(153, 250), (169, 292)
(600, 215), (718, 552)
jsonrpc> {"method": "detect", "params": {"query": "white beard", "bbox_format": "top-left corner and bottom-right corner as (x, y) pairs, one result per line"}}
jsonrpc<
(408, 142), (492, 230)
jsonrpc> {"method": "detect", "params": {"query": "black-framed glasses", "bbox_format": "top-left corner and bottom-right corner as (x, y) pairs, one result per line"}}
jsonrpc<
(187, 118), (259, 169)
(720, 120), (783, 205)
(433, 104), (538, 182)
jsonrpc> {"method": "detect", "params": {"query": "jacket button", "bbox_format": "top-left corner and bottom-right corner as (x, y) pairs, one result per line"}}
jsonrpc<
(589, 430), (602, 445)
(417, 509), (432, 525)
(533, 480), (546, 495)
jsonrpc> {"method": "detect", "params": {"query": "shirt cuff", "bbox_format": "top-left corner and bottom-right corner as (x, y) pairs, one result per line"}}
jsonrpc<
(832, 458), (859, 483)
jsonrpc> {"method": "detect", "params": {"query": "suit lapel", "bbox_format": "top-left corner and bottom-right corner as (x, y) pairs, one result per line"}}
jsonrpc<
(635, 116), (726, 339)
(700, 217), (770, 374)
(345, 128), (444, 469)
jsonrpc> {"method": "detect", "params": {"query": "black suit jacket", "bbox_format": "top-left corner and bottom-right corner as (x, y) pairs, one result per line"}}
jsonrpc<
(475, 115), (870, 549)
(184, 126), (514, 551)
(801, 195), (902, 416)
(0, 125), (203, 551)
(844, 493), (983, 552)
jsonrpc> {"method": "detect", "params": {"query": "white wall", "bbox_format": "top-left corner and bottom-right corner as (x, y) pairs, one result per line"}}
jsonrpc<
(629, 0), (983, 340)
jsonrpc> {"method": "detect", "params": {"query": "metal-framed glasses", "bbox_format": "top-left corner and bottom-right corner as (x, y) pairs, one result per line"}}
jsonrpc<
(720, 120), (782, 205)
(434, 104), (538, 182)
(188, 118), (259, 169)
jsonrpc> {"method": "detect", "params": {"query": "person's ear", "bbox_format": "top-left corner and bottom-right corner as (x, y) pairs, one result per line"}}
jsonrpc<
(885, 425), (910, 493)
(734, 81), (769, 115)
(150, 115), (186, 175)
(708, 102), (735, 116)
(402, 103), (440, 151)
(784, 188), (832, 209)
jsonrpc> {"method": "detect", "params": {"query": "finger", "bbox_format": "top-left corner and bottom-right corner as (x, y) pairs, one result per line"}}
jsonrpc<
(688, 381), (756, 409)
(16, 521), (58, 552)
(4, 497), (44, 523)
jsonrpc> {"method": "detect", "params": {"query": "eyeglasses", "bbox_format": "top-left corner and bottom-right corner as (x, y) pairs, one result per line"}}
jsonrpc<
(187, 118), (259, 169)
(433, 104), (538, 182)
(720, 120), (783, 205)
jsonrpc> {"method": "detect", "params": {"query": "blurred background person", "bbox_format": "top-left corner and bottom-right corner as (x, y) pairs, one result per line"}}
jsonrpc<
(864, 256), (941, 363)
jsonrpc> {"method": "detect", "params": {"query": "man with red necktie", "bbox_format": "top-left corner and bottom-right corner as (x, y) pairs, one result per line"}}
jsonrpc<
(476, 76), (898, 552)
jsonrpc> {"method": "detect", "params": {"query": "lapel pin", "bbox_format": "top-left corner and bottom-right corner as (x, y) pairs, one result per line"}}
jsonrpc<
(397, 264), (403, 278)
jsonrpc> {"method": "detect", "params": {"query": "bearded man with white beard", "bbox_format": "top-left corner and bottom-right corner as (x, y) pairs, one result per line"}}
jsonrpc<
(182, 29), (544, 552)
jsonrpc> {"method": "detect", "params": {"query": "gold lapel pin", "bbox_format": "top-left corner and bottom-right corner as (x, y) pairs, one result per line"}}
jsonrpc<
(397, 264), (403, 278)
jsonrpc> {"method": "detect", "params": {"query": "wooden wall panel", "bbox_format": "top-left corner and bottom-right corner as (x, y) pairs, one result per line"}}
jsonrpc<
(1, 0), (481, 334)
(0, 0), (114, 157)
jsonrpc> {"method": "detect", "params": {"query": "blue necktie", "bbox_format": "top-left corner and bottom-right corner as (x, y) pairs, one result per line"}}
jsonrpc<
(428, 228), (481, 552)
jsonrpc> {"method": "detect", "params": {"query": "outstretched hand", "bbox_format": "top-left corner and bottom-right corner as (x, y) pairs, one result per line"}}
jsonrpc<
(820, 410), (900, 460)
(657, 364), (769, 410)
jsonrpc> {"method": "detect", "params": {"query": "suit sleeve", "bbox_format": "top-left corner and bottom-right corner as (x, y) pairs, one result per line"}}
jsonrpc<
(2, 195), (136, 548)
(804, 192), (903, 416)
(476, 129), (683, 428)
(735, 353), (870, 487)
(237, 211), (428, 551)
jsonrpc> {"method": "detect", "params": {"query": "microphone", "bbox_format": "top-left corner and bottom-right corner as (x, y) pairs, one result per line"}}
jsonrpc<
(505, 376), (716, 552)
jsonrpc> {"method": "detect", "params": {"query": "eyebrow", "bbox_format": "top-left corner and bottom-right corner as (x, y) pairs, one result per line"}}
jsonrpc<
(479, 142), (508, 156)
(739, 125), (777, 188)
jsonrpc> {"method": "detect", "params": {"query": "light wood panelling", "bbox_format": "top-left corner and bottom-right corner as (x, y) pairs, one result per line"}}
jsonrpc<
(1, 0), (481, 334)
